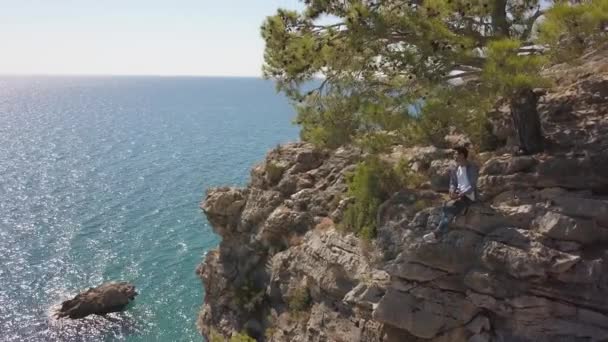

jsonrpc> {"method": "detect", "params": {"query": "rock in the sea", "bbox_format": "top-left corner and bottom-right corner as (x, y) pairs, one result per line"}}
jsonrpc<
(56, 282), (137, 319)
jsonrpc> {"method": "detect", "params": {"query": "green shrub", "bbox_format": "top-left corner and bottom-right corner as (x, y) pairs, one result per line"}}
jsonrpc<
(264, 313), (277, 339)
(342, 158), (384, 239)
(209, 329), (226, 342)
(400, 86), (499, 150)
(288, 287), (311, 313)
(413, 199), (431, 212)
(265, 327), (277, 340)
(393, 158), (427, 189)
(342, 157), (400, 239)
(295, 93), (361, 148)
(233, 280), (265, 313)
(342, 156), (429, 239)
(357, 225), (377, 241)
(539, 0), (608, 63)
(265, 161), (285, 184)
(230, 333), (257, 342)
(209, 330), (257, 342)
(355, 131), (400, 154)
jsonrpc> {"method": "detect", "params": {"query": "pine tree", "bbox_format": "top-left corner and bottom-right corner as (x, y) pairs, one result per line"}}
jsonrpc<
(261, 0), (608, 152)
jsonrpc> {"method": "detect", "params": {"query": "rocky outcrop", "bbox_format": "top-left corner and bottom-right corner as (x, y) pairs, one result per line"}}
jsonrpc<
(197, 49), (608, 341)
(197, 143), (362, 340)
(56, 282), (137, 319)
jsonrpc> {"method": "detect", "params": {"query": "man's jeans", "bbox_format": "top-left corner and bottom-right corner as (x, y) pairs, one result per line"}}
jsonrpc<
(436, 197), (473, 234)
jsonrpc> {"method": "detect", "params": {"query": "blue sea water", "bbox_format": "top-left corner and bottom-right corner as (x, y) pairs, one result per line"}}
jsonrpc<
(0, 76), (299, 342)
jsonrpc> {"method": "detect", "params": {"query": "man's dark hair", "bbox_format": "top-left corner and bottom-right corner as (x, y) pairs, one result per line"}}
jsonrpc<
(454, 146), (468, 159)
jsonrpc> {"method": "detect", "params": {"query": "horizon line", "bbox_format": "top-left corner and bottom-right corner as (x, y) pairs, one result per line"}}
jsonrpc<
(0, 73), (327, 80)
(0, 72), (269, 78)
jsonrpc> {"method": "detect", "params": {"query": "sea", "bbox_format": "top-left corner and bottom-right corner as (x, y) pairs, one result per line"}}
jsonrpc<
(0, 76), (299, 342)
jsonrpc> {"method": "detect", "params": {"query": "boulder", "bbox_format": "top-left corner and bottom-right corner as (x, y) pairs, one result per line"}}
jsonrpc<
(239, 189), (283, 231)
(256, 206), (312, 247)
(466, 315), (491, 334)
(276, 174), (299, 196)
(478, 172), (539, 199)
(481, 155), (538, 176)
(291, 149), (324, 173)
(201, 187), (247, 235)
(343, 282), (386, 310)
(444, 133), (472, 148)
(532, 211), (608, 245)
(386, 261), (447, 282)
(56, 282), (137, 319)
(452, 203), (514, 234)
(428, 159), (453, 192)
(536, 156), (608, 191)
(480, 239), (580, 279)
(551, 196), (608, 227)
(372, 287), (478, 339)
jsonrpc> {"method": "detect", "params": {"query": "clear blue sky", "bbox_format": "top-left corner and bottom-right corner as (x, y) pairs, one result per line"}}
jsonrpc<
(0, 0), (304, 76)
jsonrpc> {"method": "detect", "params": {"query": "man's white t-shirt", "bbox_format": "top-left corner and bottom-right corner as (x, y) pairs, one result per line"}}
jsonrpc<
(456, 165), (475, 201)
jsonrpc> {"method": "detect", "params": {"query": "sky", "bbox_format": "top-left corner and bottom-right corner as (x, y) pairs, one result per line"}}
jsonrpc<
(0, 0), (305, 76)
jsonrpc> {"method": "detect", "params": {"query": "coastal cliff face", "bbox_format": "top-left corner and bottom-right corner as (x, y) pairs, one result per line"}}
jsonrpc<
(197, 50), (608, 342)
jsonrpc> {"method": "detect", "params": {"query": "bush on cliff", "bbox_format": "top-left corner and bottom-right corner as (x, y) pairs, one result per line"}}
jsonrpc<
(261, 0), (607, 150)
(229, 334), (257, 342)
(342, 157), (395, 240)
(265, 161), (285, 185)
(288, 287), (311, 314)
(233, 279), (265, 313)
(342, 156), (425, 239)
(209, 330), (256, 342)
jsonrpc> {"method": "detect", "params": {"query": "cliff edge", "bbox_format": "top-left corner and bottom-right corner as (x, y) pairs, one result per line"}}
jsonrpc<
(197, 49), (608, 342)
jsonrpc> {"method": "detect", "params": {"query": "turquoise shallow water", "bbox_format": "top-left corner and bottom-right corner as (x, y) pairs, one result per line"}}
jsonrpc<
(0, 76), (298, 341)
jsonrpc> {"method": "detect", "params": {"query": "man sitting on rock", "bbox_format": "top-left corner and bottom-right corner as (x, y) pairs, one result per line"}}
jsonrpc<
(425, 146), (479, 242)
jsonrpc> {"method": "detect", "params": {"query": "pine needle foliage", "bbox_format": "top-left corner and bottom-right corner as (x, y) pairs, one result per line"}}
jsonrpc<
(261, 0), (607, 149)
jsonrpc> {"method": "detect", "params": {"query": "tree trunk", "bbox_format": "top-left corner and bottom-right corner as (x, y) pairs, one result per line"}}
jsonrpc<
(510, 88), (543, 155)
(492, 0), (509, 37)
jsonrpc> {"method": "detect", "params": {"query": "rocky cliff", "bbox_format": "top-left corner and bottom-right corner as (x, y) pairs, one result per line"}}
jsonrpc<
(197, 49), (608, 342)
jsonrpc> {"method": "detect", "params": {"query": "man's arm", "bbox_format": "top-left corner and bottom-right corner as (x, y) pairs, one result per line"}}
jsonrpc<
(469, 164), (479, 190)
(459, 185), (472, 196)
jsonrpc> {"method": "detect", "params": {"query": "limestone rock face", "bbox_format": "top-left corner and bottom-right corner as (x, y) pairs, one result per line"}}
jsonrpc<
(56, 282), (137, 319)
(197, 143), (364, 340)
(198, 50), (608, 342)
